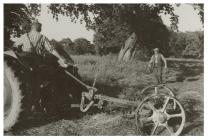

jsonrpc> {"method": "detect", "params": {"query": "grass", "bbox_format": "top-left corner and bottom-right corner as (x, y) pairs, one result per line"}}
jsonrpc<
(72, 54), (156, 100)
(71, 54), (189, 99)
(8, 54), (204, 136)
(71, 54), (204, 136)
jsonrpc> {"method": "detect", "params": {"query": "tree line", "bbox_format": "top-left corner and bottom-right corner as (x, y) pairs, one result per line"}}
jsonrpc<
(50, 38), (96, 55)
(51, 30), (203, 59)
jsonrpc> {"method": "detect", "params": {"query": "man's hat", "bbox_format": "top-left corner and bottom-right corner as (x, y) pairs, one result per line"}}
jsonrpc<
(153, 48), (159, 51)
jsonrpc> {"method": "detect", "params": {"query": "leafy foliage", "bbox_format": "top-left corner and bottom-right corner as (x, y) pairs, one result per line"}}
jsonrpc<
(59, 38), (74, 55)
(93, 17), (170, 57)
(168, 32), (187, 57)
(4, 4), (40, 47)
(74, 38), (95, 55)
(182, 31), (204, 58)
(93, 18), (131, 55)
(48, 4), (179, 30)
(193, 4), (204, 24)
(168, 31), (203, 58)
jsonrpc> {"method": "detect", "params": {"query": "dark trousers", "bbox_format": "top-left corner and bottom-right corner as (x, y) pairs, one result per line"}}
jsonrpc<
(153, 67), (163, 85)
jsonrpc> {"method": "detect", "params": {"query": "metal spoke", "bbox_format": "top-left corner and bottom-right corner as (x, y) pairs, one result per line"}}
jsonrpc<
(151, 123), (159, 135)
(164, 123), (174, 136)
(148, 101), (156, 112)
(167, 113), (183, 119)
(140, 116), (153, 124)
(139, 104), (152, 116)
(162, 97), (170, 112)
(146, 116), (153, 122)
(141, 103), (151, 110)
(173, 100), (177, 110)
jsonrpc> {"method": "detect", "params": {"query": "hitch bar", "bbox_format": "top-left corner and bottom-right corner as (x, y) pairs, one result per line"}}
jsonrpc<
(64, 70), (138, 111)
(72, 94), (138, 109)
(64, 70), (97, 91)
(94, 94), (138, 107)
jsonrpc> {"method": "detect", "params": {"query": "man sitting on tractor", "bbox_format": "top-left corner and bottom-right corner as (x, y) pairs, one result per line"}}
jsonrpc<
(14, 20), (71, 68)
(13, 20), (74, 112)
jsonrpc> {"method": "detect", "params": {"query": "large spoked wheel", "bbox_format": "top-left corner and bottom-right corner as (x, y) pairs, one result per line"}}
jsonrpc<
(135, 94), (185, 136)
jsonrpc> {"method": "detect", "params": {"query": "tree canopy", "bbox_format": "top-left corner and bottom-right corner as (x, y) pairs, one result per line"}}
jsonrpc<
(48, 4), (179, 30)
(74, 38), (95, 55)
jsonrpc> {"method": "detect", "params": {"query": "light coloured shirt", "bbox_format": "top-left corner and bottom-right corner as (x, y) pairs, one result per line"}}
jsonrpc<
(14, 31), (54, 55)
(149, 53), (167, 68)
(154, 54), (158, 63)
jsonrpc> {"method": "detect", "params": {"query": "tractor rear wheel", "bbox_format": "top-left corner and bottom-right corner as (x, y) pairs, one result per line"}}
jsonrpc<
(4, 59), (32, 131)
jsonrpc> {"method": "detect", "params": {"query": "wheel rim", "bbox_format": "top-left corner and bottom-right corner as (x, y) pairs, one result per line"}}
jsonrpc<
(135, 94), (185, 136)
(4, 73), (13, 118)
(141, 85), (175, 97)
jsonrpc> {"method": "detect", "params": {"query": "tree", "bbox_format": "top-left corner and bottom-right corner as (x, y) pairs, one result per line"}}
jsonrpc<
(93, 18), (131, 56)
(182, 31), (203, 58)
(191, 4), (204, 24)
(4, 4), (40, 48)
(167, 31), (203, 58)
(168, 31), (187, 57)
(74, 38), (95, 55)
(93, 14), (170, 60)
(50, 39), (74, 63)
(59, 38), (74, 55)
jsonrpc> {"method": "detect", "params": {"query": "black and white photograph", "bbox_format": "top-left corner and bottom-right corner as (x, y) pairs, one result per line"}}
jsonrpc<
(2, 1), (204, 136)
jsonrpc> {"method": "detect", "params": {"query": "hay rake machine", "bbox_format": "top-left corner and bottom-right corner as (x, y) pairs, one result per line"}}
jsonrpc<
(66, 71), (186, 136)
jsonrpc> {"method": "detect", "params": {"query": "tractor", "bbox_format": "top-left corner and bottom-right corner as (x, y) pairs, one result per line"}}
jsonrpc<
(4, 47), (89, 131)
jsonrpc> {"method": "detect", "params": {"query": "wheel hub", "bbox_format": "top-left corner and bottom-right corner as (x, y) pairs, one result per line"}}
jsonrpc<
(152, 111), (167, 124)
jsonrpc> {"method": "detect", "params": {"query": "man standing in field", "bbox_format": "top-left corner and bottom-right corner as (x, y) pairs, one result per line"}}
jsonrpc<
(148, 48), (167, 85)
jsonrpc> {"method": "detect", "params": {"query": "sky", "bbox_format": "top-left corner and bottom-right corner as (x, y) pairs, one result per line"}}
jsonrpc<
(37, 4), (203, 43)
